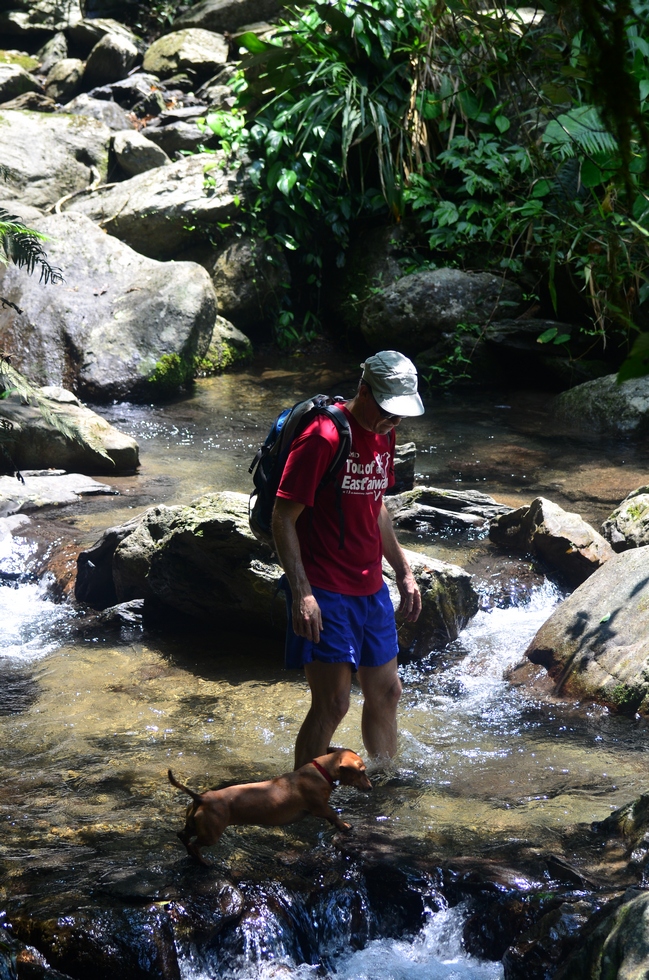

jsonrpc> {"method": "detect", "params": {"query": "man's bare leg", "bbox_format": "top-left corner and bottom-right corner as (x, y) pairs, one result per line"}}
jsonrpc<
(294, 661), (353, 769)
(357, 657), (402, 759)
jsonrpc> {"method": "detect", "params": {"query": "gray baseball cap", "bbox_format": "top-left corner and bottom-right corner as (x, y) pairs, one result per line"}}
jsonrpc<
(360, 350), (425, 417)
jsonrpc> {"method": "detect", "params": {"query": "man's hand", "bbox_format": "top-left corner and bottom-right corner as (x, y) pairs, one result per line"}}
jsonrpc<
(293, 592), (323, 643)
(396, 569), (422, 622)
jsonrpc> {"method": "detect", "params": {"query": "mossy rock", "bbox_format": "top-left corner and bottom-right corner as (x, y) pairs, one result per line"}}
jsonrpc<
(195, 315), (253, 376)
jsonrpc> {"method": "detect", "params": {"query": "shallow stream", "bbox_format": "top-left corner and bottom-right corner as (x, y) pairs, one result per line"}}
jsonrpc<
(2, 350), (649, 978)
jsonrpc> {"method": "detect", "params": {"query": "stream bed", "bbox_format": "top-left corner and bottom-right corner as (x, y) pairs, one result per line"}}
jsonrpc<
(2, 350), (649, 979)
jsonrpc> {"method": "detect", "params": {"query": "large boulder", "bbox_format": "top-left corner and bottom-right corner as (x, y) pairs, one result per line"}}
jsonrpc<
(490, 496), (614, 586)
(142, 29), (229, 82)
(602, 485), (649, 552)
(67, 152), (243, 260)
(554, 891), (649, 980)
(60, 93), (133, 130)
(83, 32), (140, 87)
(520, 547), (649, 713)
(209, 236), (291, 330)
(113, 130), (170, 177)
(0, 1), (83, 38)
(0, 64), (41, 103)
(360, 268), (523, 355)
(75, 490), (478, 654)
(36, 31), (68, 74)
(0, 386), (139, 474)
(172, 0), (282, 33)
(554, 373), (649, 438)
(44, 57), (84, 103)
(67, 18), (141, 56)
(0, 212), (217, 402)
(0, 109), (110, 210)
(142, 106), (211, 157)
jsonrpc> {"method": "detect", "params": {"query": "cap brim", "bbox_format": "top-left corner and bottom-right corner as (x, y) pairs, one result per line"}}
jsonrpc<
(375, 391), (425, 417)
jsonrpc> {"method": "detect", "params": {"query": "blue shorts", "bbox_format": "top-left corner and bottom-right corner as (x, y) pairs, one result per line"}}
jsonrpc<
(281, 577), (399, 671)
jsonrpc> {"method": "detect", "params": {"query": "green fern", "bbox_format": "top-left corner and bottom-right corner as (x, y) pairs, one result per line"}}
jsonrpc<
(0, 208), (63, 286)
(542, 105), (619, 160)
(0, 359), (113, 465)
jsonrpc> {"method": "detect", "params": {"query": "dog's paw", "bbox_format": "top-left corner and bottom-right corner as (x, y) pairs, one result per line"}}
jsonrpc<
(339, 821), (352, 832)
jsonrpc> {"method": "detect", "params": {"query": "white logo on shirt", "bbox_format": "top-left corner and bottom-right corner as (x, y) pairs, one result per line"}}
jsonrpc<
(341, 450), (390, 500)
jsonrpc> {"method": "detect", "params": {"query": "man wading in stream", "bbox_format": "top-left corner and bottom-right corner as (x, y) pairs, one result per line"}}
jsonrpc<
(272, 351), (424, 769)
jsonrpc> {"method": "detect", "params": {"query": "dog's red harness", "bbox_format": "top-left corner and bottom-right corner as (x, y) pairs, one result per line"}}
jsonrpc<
(310, 759), (336, 786)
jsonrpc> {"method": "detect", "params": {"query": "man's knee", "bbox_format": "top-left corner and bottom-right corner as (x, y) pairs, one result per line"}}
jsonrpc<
(362, 669), (402, 713)
(318, 688), (350, 725)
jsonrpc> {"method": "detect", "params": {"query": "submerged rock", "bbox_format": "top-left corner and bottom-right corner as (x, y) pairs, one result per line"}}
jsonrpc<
(0, 212), (216, 402)
(554, 373), (649, 437)
(554, 890), (649, 980)
(489, 496), (613, 586)
(520, 547), (649, 714)
(601, 485), (649, 552)
(75, 490), (478, 654)
(0, 386), (139, 473)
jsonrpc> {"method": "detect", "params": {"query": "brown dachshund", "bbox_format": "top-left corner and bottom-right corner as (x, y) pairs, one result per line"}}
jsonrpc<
(168, 748), (372, 864)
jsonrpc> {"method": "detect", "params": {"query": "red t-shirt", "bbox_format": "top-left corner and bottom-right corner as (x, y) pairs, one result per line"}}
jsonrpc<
(276, 405), (395, 595)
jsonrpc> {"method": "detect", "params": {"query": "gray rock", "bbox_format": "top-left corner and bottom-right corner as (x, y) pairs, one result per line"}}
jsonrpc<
(75, 490), (479, 654)
(0, 1), (83, 37)
(113, 129), (170, 177)
(67, 152), (244, 260)
(143, 107), (209, 156)
(554, 890), (649, 980)
(519, 546), (649, 713)
(195, 80), (234, 109)
(195, 314), (253, 375)
(360, 268), (524, 355)
(36, 31), (68, 75)
(0, 108), (110, 210)
(554, 373), (649, 437)
(0, 212), (217, 402)
(142, 28), (229, 81)
(0, 386), (139, 474)
(60, 92), (133, 130)
(0, 90), (57, 112)
(602, 486), (649, 552)
(66, 18), (141, 56)
(210, 236), (290, 330)
(0, 199), (44, 224)
(386, 485), (512, 532)
(44, 57), (84, 102)
(172, 0), (282, 33)
(383, 548), (479, 659)
(88, 72), (161, 109)
(0, 64), (41, 103)
(0, 471), (117, 519)
(490, 496), (614, 586)
(83, 33), (139, 88)
(392, 442), (416, 493)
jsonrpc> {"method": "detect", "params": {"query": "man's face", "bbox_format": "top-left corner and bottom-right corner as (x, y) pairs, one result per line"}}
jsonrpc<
(367, 387), (402, 434)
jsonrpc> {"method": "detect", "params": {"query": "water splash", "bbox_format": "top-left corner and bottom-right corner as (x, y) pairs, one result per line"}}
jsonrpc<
(0, 580), (73, 665)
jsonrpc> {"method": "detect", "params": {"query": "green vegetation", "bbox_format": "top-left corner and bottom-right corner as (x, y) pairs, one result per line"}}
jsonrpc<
(0, 51), (39, 71)
(199, 0), (649, 370)
(147, 352), (196, 395)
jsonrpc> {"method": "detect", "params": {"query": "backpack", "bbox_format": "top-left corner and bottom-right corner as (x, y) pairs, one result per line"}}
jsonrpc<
(248, 394), (352, 549)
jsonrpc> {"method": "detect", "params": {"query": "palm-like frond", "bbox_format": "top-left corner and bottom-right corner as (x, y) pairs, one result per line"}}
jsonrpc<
(0, 209), (64, 285)
(542, 105), (619, 160)
(0, 359), (113, 464)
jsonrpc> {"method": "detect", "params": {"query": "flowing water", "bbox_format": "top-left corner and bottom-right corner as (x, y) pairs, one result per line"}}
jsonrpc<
(2, 349), (649, 978)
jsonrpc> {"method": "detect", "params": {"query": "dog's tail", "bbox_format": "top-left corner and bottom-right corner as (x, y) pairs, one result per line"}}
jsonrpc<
(168, 769), (204, 804)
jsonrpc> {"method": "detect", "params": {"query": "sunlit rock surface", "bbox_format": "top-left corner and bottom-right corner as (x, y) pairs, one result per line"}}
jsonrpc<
(0, 212), (216, 402)
(490, 496), (613, 586)
(518, 547), (649, 714)
(602, 485), (649, 552)
(0, 386), (139, 473)
(0, 109), (110, 210)
(554, 373), (649, 437)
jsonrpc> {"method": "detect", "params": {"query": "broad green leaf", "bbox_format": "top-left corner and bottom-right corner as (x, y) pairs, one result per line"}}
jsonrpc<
(532, 179), (552, 198)
(580, 158), (606, 187)
(277, 169), (298, 195)
(537, 327), (558, 343)
(494, 115), (510, 133)
(553, 333), (571, 344)
(237, 31), (271, 54)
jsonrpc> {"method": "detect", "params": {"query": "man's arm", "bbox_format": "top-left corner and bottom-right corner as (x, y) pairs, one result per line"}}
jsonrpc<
(272, 497), (323, 643)
(378, 503), (421, 622)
